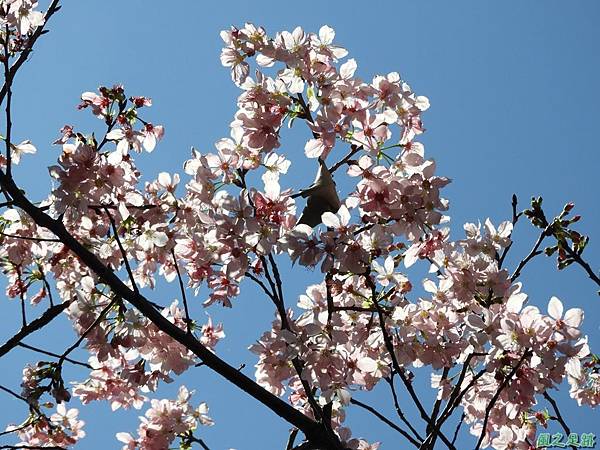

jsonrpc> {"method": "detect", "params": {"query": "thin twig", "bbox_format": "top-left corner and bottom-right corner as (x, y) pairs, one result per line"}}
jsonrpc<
(0, 231), (61, 242)
(263, 255), (334, 444)
(511, 226), (551, 281)
(245, 271), (278, 303)
(0, 384), (27, 403)
(88, 203), (157, 212)
(37, 263), (54, 307)
(451, 413), (465, 446)
(296, 93), (315, 126)
(543, 391), (577, 450)
(332, 305), (379, 313)
(0, 301), (71, 359)
(16, 342), (92, 369)
(104, 207), (139, 293)
(385, 375), (423, 442)
(434, 368), (487, 434)
(426, 366), (450, 449)
(560, 242), (600, 288)
(0, 447), (65, 450)
(350, 398), (421, 448)
(474, 349), (532, 450)
(0, 422), (33, 438)
(16, 265), (26, 327)
(366, 275), (455, 449)
(423, 352), (487, 447)
(3, 24), (13, 176)
(498, 194), (521, 269)
(171, 249), (192, 334)
(188, 435), (211, 450)
(330, 144), (362, 174)
(267, 254), (285, 311)
(58, 299), (116, 369)
(325, 273), (334, 327)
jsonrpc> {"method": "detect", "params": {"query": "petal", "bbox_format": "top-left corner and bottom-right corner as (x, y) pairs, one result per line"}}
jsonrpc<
(371, 260), (384, 275)
(16, 140), (37, 154)
(506, 292), (527, 313)
(563, 308), (583, 328)
(356, 357), (377, 373)
(106, 129), (125, 140)
(116, 432), (134, 444)
(143, 132), (157, 152)
(338, 205), (351, 225)
(321, 212), (340, 228)
(340, 59), (357, 79)
(548, 296), (563, 320)
(158, 172), (172, 187)
(153, 232), (169, 248)
(422, 279), (437, 293)
(465, 314), (485, 329)
(319, 25), (335, 44)
(384, 256), (395, 274)
(415, 96), (430, 111)
(304, 138), (324, 158)
(497, 221), (513, 238)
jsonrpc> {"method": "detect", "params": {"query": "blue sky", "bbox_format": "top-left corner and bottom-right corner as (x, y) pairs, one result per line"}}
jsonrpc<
(1, 1), (599, 449)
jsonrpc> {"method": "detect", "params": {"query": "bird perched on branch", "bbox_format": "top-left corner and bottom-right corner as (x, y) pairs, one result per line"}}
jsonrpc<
(294, 158), (341, 228)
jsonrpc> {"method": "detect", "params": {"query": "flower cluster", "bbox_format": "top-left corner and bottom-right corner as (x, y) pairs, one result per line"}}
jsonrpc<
(116, 386), (213, 450)
(0, 0), (44, 36)
(72, 300), (223, 411)
(6, 403), (85, 448)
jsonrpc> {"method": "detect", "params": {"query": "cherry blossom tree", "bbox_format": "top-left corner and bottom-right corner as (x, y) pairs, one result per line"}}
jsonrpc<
(0, 2), (598, 450)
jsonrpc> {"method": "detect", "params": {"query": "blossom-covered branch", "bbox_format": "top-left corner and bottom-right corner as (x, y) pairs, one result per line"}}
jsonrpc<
(0, 6), (597, 450)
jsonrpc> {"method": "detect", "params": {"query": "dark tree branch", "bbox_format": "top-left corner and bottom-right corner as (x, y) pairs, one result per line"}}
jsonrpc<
(37, 263), (55, 307)
(0, 446), (66, 449)
(0, 302), (71, 359)
(286, 428), (300, 450)
(245, 271), (278, 303)
(426, 353), (486, 442)
(16, 266), (27, 327)
(420, 352), (486, 449)
(325, 272), (334, 327)
(0, 423), (31, 438)
(262, 254), (335, 445)
(188, 435), (211, 450)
